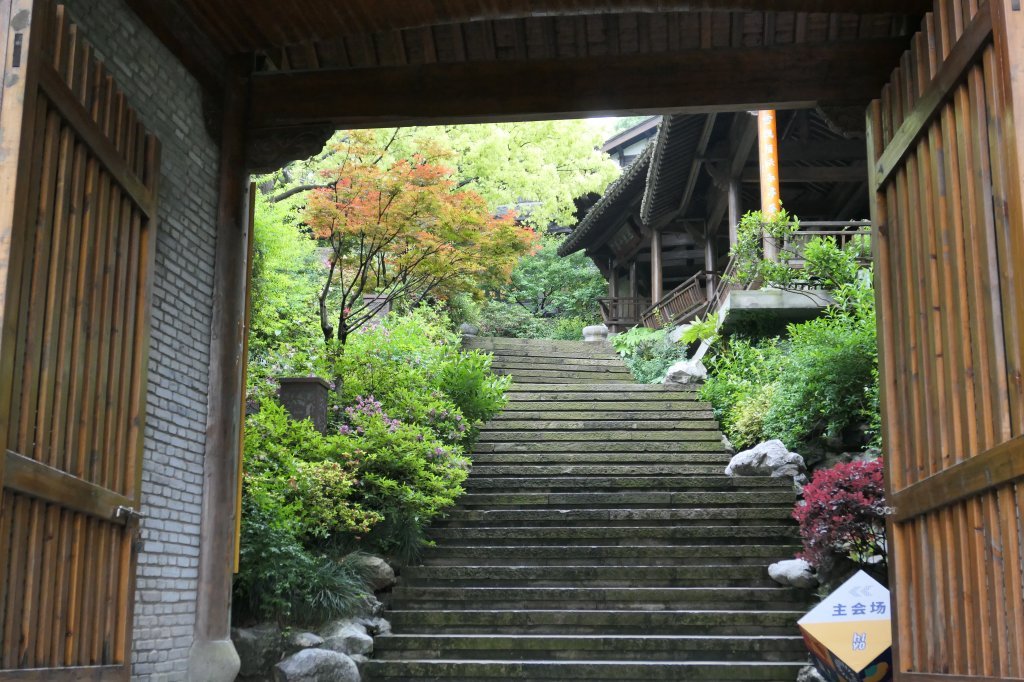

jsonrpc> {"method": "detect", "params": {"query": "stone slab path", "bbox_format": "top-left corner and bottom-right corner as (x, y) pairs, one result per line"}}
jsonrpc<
(365, 337), (808, 681)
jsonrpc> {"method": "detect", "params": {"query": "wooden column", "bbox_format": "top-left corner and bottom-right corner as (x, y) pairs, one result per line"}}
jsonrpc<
(607, 260), (618, 299)
(650, 230), (664, 303)
(190, 57), (251, 682)
(727, 177), (742, 247)
(757, 110), (781, 261)
(629, 261), (638, 299)
(704, 225), (717, 302)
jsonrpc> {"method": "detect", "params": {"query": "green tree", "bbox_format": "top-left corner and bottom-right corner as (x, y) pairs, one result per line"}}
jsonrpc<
(502, 235), (606, 319)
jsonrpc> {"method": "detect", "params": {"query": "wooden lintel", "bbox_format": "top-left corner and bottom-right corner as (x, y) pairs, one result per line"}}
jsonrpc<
(249, 39), (911, 131)
(740, 162), (868, 183)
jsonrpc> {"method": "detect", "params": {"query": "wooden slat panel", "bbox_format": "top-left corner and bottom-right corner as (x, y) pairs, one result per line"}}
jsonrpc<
(872, 0), (1024, 678)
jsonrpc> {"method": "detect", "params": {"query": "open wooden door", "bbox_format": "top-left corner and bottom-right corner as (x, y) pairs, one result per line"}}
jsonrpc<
(0, 1), (159, 678)
(868, 0), (1024, 678)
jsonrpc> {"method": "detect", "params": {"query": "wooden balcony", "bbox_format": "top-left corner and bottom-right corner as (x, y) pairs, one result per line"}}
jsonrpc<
(598, 297), (649, 332)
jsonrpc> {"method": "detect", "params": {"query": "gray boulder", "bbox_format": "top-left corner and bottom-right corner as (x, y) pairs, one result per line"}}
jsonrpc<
(797, 664), (828, 682)
(663, 358), (707, 385)
(360, 555), (396, 592)
(582, 324), (608, 343)
(232, 623), (283, 679)
(721, 435), (737, 454)
(768, 558), (819, 589)
(725, 439), (807, 484)
(358, 616), (392, 636)
(321, 620), (374, 656)
(350, 594), (384, 620)
(274, 649), (360, 682)
(284, 631), (324, 656)
(459, 323), (479, 338)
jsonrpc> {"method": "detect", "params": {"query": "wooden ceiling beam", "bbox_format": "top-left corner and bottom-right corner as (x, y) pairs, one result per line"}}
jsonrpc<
(125, 0), (227, 93)
(739, 161), (868, 183)
(249, 38), (910, 131)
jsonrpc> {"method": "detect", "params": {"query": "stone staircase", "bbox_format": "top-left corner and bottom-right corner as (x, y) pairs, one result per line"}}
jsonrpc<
(365, 337), (808, 681)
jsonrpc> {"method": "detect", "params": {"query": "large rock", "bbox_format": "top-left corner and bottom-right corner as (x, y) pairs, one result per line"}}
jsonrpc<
(357, 616), (392, 636)
(350, 594), (384, 620)
(768, 558), (819, 589)
(284, 631), (324, 657)
(321, 620), (374, 656)
(459, 322), (479, 337)
(662, 358), (707, 385)
(274, 649), (360, 682)
(725, 439), (807, 484)
(360, 555), (396, 591)
(232, 623), (283, 679)
(582, 324), (608, 343)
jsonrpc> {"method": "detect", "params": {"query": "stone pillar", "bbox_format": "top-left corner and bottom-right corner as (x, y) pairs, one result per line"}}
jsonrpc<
(651, 230), (664, 303)
(279, 378), (331, 434)
(704, 226), (717, 302)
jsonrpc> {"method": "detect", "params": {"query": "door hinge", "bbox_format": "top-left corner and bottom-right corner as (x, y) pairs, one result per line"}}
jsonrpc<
(114, 505), (148, 523)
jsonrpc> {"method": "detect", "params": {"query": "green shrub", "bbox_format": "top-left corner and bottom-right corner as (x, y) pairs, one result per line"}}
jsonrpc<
(701, 337), (786, 445)
(611, 326), (687, 384)
(476, 299), (550, 338)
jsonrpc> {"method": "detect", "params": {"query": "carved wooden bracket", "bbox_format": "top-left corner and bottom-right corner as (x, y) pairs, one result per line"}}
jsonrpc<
(247, 126), (335, 174)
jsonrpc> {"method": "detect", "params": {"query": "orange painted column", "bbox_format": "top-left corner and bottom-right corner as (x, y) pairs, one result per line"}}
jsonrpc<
(757, 110), (781, 261)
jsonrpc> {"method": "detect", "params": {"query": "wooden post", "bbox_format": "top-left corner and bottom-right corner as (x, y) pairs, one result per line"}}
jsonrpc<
(727, 177), (742, 248)
(190, 57), (251, 682)
(757, 110), (781, 261)
(704, 224), (717, 302)
(650, 230), (663, 303)
(607, 260), (618, 299)
(629, 261), (638, 299)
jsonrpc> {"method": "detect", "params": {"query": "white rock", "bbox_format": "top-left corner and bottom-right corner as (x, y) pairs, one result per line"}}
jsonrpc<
(320, 620), (373, 656)
(274, 648), (360, 682)
(725, 439), (807, 481)
(663, 358), (707, 385)
(797, 664), (828, 682)
(582, 324), (609, 342)
(768, 558), (819, 589)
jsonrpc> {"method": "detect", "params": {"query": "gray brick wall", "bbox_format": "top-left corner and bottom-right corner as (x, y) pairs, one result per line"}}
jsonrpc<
(58, 0), (220, 678)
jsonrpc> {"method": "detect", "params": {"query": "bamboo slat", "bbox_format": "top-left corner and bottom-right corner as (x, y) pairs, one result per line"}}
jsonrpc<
(0, 1), (160, 675)
(870, 0), (1024, 676)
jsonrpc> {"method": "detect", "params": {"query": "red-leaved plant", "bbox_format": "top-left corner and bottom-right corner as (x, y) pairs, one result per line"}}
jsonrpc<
(793, 458), (887, 571)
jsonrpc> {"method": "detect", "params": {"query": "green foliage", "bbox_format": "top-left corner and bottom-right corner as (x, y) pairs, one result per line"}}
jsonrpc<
(676, 313), (719, 346)
(700, 279), (879, 455)
(611, 326), (687, 384)
(730, 209), (800, 287)
(476, 300), (551, 338)
(237, 308), (509, 624)
(504, 235), (607, 319)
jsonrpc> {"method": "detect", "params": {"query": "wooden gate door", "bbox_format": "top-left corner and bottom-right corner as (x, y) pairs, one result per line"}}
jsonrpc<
(0, 0), (159, 679)
(868, 0), (1024, 678)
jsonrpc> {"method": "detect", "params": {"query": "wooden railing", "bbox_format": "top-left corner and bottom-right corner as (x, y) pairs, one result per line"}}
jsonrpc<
(782, 221), (872, 263)
(598, 297), (648, 330)
(641, 272), (708, 329)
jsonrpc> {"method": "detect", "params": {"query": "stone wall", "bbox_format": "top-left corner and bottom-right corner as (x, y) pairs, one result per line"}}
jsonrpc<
(56, 0), (220, 678)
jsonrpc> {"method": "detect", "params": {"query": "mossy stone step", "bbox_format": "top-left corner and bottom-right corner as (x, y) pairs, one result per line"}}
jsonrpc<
(463, 476), (789, 492)
(504, 377), (636, 384)
(508, 383), (697, 393)
(492, 409), (716, 420)
(465, 464), (726, 477)
(373, 633), (806, 661)
(417, 545), (800, 566)
(388, 586), (807, 610)
(474, 441), (724, 454)
(468, 453), (733, 465)
(479, 419), (720, 431)
(492, 358), (627, 369)
(428, 525), (799, 545)
(438, 507), (794, 527)
(476, 430), (722, 443)
(457, 491), (794, 508)
(503, 401), (710, 412)
(386, 609), (804, 634)
(364, 659), (805, 680)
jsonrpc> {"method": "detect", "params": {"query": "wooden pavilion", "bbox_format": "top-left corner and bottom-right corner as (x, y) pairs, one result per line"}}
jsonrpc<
(560, 108), (874, 331)
(2, 1), (1023, 680)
